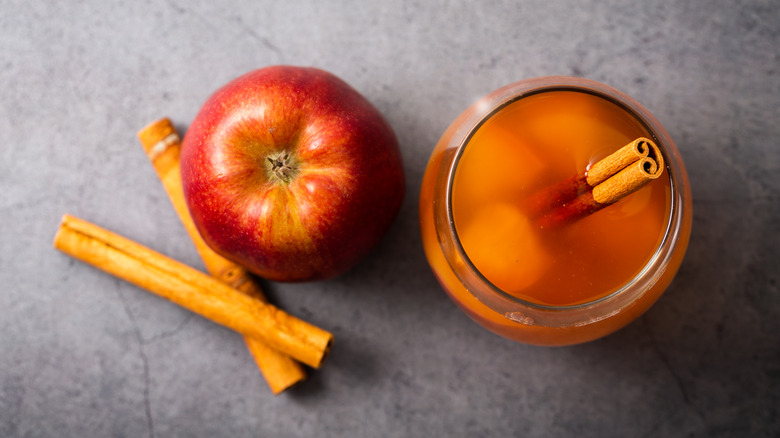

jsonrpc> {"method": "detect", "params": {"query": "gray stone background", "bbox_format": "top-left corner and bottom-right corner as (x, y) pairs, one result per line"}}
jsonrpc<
(2, 1), (778, 436)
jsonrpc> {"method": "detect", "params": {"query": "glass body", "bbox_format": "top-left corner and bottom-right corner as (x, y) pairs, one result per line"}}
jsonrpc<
(419, 76), (692, 346)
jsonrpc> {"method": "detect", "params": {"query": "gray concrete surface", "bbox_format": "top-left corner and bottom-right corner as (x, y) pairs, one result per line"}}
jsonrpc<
(2, 1), (778, 436)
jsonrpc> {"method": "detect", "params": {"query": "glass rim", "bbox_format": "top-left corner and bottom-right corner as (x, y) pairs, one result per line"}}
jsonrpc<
(443, 80), (681, 313)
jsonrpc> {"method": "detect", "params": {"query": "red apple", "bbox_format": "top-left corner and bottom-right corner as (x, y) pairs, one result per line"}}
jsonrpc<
(180, 66), (404, 282)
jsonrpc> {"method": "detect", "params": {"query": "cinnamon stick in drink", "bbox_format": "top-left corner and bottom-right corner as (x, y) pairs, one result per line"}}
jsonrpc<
(532, 137), (665, 228)
(525, 137), (661, 218)
(54, 214), (332, 369)
(137, 118), (306, 394)
(586, 137), (662, 186)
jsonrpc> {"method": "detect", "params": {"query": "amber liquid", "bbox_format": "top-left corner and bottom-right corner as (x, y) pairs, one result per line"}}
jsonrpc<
(451, 91), (671, 306)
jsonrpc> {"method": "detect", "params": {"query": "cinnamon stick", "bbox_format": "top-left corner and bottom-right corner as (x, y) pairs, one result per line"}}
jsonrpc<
(137, 118), (305, 394)
(533, 137), (665, 228)
(53, 214), (332, 369)
(586, 137), (660, 186)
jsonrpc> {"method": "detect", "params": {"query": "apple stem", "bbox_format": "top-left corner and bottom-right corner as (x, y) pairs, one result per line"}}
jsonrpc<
(265, 150), (299, 184)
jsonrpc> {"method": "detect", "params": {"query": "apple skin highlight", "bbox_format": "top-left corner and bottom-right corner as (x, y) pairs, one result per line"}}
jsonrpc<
(181, 66), (405, 282)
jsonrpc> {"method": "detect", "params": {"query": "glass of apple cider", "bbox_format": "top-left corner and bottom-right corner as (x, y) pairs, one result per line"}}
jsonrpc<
(419, 76), (692, 346)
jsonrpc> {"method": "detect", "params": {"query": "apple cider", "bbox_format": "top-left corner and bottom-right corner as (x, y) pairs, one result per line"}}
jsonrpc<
(420, 77), (692, 346)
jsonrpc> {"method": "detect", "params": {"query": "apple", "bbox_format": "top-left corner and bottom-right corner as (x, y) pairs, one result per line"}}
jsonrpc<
(180, 66), (405, 282)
